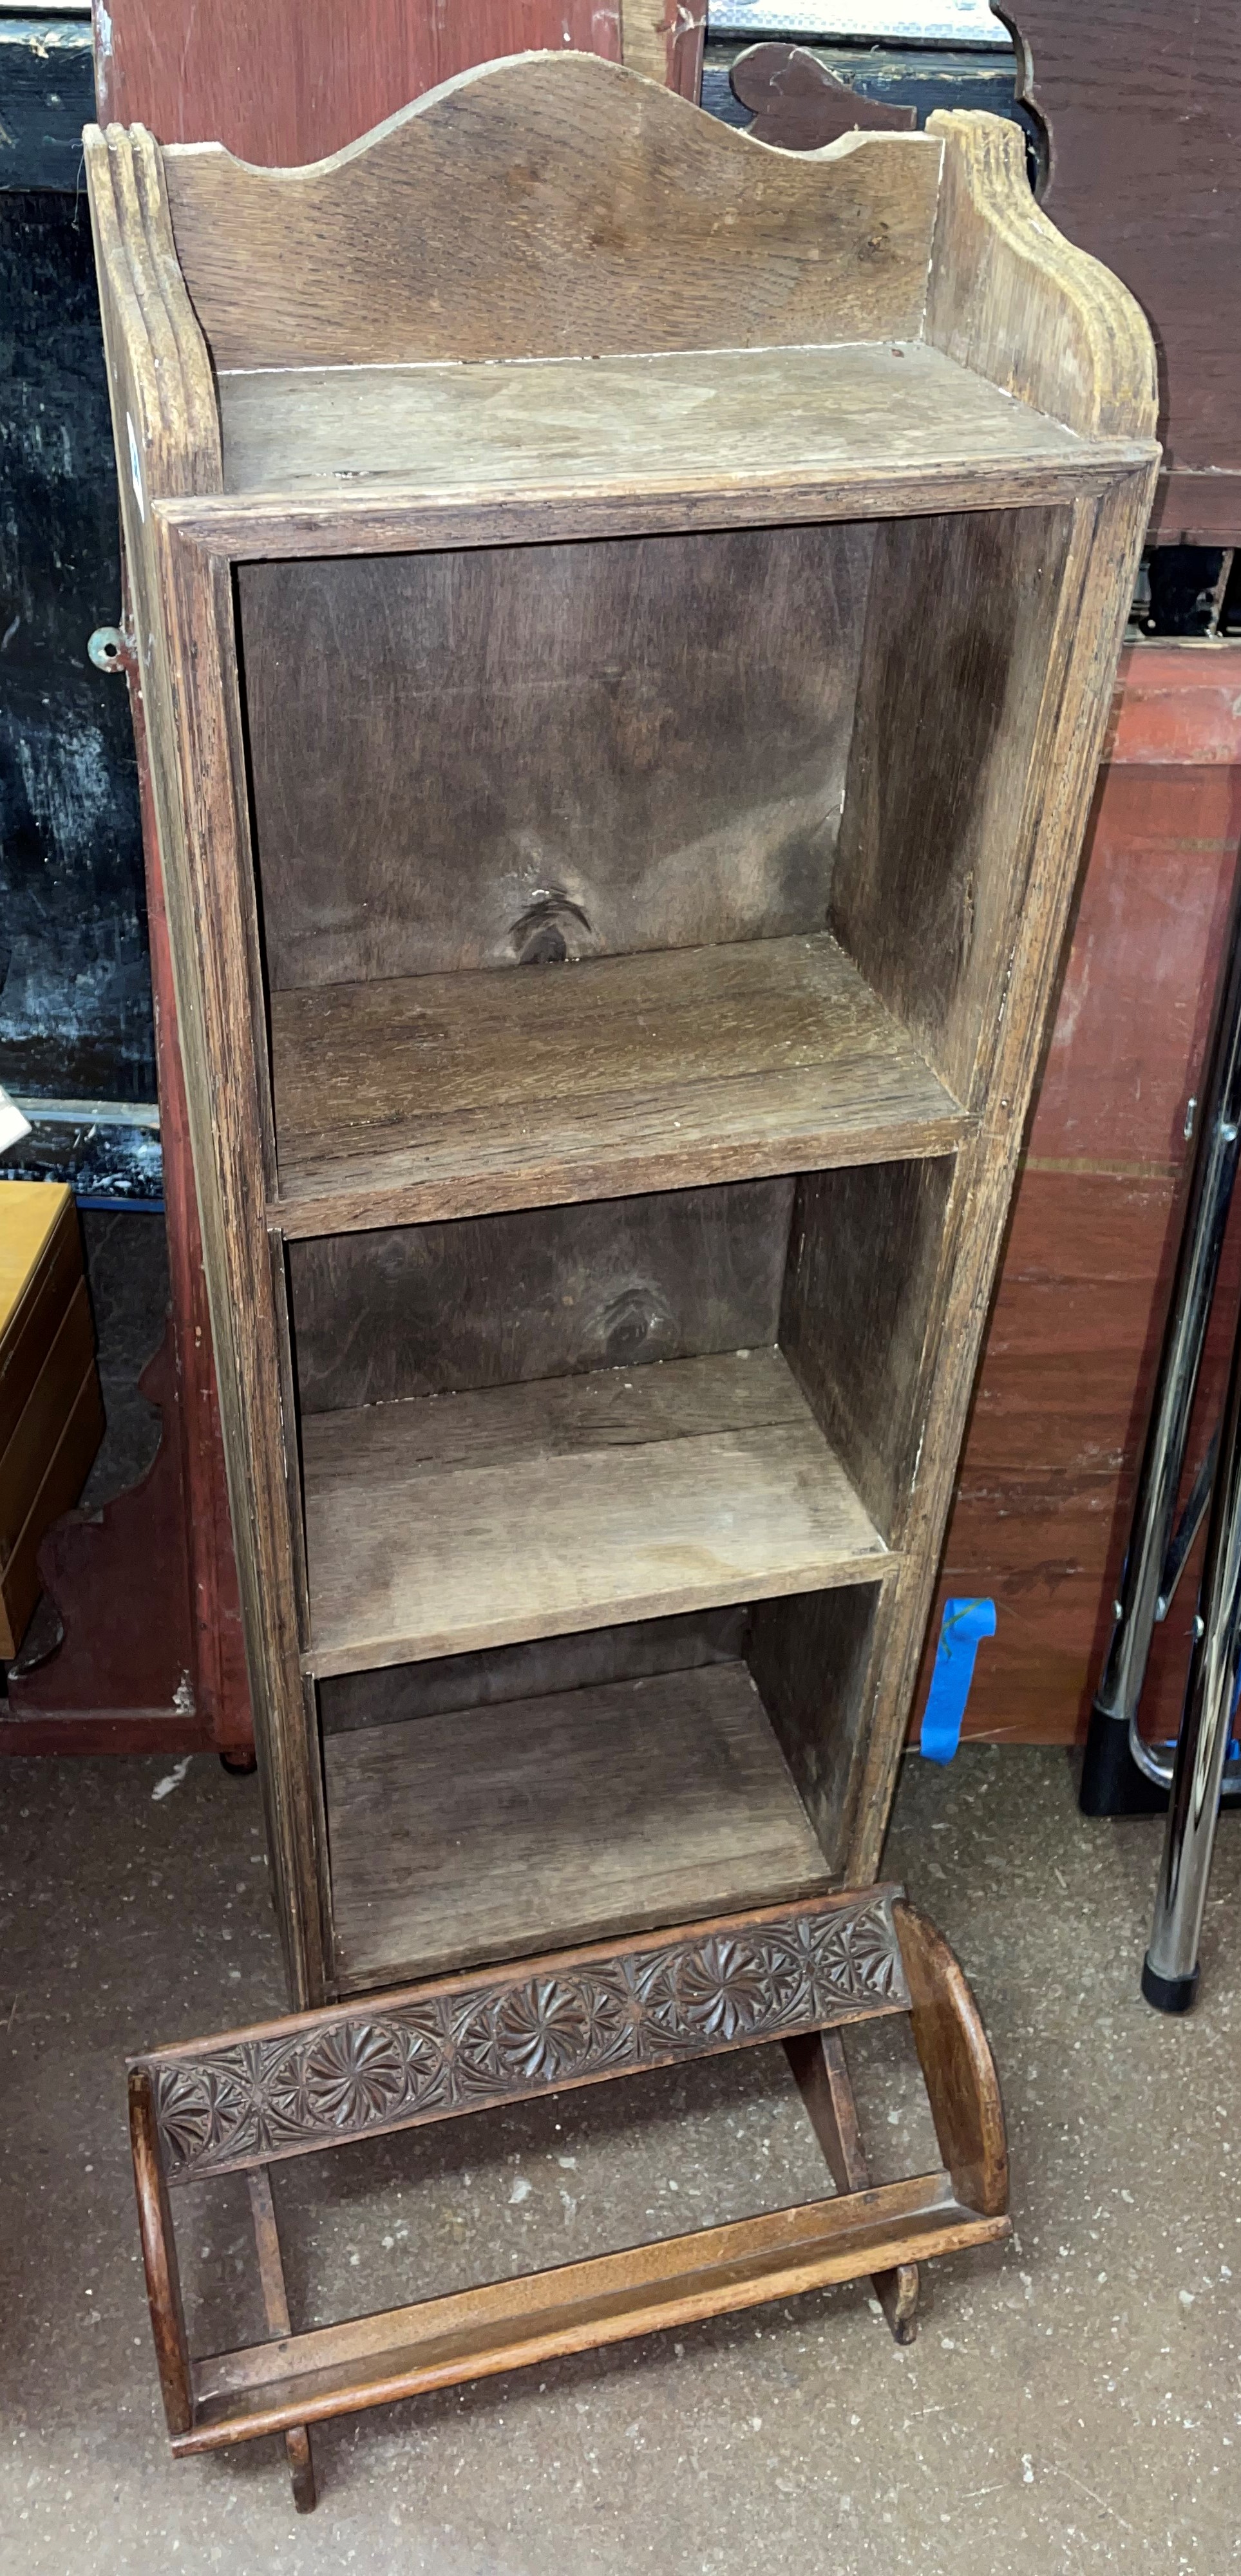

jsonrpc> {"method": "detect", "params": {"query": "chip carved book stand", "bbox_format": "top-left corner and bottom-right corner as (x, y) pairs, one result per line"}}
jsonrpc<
(86, 54), (1156, 2501)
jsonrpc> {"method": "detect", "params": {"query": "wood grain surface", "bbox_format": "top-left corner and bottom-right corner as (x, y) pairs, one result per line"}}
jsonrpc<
(161, 65), (942, 371)
(216, 340), (1092, 500)
(247, 2169), (316, 2512)
(184, 2174), (1007, 2448)
(780, 1154), (956, 1545)
(128, 2069), (193, 2439)
(730, 43), (915, 151)
(289, 1180), (793, 1415)
(896, 1900), (1008, 2219)
(325, 1660), (832, 1982)
(0, 1359), (105, 1659)
(240, 526), (873, 991)
(269, 937), (967, 1236)
(925, 105), (1158, 443)
(317, 1607), (750, 1738)
(846, 467), (1157, 1883)
(88, 76), (1159, 1998)
(914, 659), (1241, 1747)
(833, 504), (1073, 1110)
(0, 1184), (80, 1453)
(93, 2), (625, 167)
(0, 1280), (96, 1562)
(302, 1347), (895, 1676)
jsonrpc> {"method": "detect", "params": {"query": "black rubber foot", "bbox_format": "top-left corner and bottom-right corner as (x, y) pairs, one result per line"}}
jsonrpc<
(1141, 1955), (1200, 2014)
(219, 1748), (258, 1776)
(1079, 1703), (1169, 1816)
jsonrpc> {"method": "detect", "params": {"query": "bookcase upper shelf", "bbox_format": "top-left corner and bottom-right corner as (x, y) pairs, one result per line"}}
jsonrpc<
(216, 343), (1150, 509)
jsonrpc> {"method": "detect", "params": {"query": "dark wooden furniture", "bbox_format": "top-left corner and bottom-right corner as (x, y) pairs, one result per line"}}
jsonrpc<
(916, 647), (1241, 1750)
(129, 1888), (1009, 2507)
(728, 43), (915, 147)
(1002, 0), (1241, 545)
(86, 61), (1155, 2009)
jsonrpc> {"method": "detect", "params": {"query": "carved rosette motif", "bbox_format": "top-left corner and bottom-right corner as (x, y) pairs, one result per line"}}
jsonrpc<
(150, 1896), (907, 2181)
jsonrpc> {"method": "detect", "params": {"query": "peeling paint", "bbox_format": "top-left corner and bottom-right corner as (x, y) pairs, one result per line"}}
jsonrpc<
(1, 189), (153, 1142)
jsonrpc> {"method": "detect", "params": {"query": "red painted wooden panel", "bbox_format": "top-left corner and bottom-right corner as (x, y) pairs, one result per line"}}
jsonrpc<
(915, 646), (1241, 1748)
(1030, 764), (1238, 1168)
(93, 0), (623, 164)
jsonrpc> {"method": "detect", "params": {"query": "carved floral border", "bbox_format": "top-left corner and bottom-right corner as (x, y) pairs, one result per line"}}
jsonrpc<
(147, 1896), (907, 2181)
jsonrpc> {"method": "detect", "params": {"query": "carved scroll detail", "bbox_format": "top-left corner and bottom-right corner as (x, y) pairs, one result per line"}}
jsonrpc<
(150, 1894), (907, 2181)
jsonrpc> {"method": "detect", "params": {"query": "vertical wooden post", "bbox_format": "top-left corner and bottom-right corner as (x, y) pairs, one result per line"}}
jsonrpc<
(248, 2167), (316, 2512)
(128, 2069), (193, 2438)
(785, 2027), (921, 2343)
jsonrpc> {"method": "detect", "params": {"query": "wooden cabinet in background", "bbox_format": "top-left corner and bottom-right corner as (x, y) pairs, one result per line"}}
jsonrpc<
(0, 1182), (103, 1656)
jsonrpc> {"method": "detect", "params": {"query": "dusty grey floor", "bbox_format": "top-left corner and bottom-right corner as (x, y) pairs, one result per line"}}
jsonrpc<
(1, 1741), (1237, 2575)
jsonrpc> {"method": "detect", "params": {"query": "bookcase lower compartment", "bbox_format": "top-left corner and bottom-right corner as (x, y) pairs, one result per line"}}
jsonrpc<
(319, 1594), (884, 1992)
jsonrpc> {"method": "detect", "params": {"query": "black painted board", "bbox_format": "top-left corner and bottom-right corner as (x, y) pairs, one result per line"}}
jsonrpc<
(0, 186), (158, 1197)
(701, 37), (1023, 135)
(0, 16), (93, 194)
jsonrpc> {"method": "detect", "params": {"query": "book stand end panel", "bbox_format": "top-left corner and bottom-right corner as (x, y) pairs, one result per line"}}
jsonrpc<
(90, 50), (1154, 2453)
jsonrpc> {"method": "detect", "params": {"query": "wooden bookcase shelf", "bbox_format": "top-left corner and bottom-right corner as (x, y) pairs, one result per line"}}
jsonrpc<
(88, 56), (1157, 2024)
(270, 934), (969, 1235)
(214, 340), (1150, 504)
(302, 1347), (895, 1676)
(324, 1660), (835, 1989)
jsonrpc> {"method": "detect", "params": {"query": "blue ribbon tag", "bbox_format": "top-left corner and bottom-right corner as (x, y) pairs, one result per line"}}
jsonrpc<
(920, 1598), (997, 1765)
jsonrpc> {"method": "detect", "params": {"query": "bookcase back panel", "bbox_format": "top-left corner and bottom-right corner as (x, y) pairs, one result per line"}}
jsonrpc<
(238, 520), (874, 990)
(318, 1607), (750, 1736)
(831, 503), (1073, 1106)
(162, 61), (940, 374)
(289, 1179), (795, 1413)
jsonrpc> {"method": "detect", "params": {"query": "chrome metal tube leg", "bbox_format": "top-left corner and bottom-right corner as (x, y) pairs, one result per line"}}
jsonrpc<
(1142, 1285), (1241, 2012)
(1081, 850), (1241, 1814)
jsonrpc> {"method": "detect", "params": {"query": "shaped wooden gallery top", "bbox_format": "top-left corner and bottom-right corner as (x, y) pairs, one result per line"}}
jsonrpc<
(84, 50), (1157, 539)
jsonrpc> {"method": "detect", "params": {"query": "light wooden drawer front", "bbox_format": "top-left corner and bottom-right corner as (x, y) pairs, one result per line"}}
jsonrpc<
(0, 1276), (97, 1560)
(0, 1359), (105, 1657)
(0, 1182), (78, 1452)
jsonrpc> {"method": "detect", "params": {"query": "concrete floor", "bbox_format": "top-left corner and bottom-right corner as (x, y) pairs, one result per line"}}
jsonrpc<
(1, 1739), (1237, 2574)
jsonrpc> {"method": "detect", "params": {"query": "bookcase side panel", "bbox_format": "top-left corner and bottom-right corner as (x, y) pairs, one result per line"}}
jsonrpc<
(842, 468), (1157, 1881)
(779, 1155), (958, 1548)
(150, 524), (330, 2006)
(236, 523), (875, 991)
(831, 503), (1072, 1111)
(748, 1582), (881, 1870)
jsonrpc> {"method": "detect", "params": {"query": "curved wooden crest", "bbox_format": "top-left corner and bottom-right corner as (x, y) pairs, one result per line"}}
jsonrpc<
(153, 50), (942, 370)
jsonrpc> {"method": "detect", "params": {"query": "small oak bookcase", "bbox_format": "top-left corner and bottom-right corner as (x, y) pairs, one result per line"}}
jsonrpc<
(86, 56), (1157, 2013)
